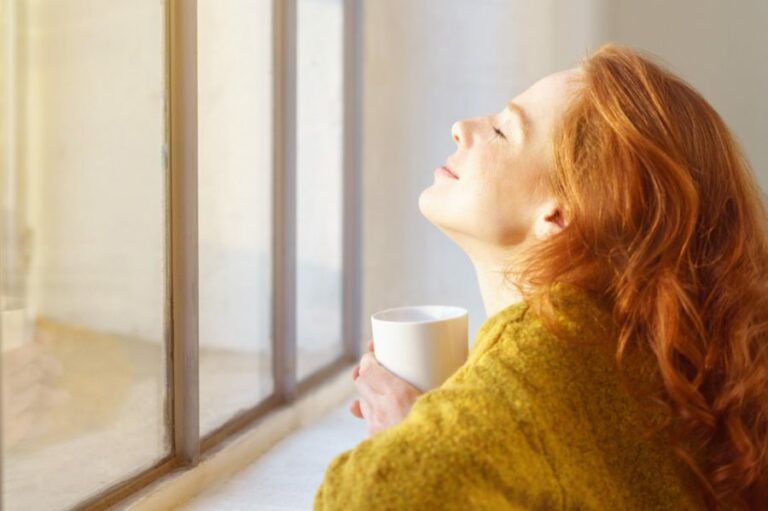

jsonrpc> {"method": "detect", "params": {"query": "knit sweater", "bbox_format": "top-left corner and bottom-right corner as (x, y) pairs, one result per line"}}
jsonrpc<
(313, 283), (711, 510)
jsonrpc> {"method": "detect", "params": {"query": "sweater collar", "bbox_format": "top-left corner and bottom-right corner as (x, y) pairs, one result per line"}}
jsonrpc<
(473, 282), (617, 346)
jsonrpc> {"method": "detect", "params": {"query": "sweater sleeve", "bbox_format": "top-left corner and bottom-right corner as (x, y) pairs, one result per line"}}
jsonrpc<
(313, 323), (565, 511)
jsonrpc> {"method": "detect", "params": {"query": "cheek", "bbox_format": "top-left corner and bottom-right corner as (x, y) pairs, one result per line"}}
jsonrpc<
(453, 176), (527, 243)
(473, 165), (541, 239)
(418, 153), (543, 246)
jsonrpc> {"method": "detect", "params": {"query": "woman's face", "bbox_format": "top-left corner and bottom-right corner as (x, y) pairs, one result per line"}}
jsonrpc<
(419, 68), (583, 251)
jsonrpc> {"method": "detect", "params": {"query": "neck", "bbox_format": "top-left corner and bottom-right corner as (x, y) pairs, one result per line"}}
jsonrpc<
(436, 226), (532, 319)
(469, 251), (527, 319)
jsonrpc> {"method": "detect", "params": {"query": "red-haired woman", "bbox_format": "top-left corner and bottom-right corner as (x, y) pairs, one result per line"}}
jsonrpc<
(315, 43), (767, 510)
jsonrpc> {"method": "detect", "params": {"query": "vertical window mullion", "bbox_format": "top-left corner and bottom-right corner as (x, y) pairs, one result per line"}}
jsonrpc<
(342, 0), (363, 363)
(169, 0), (200, 466)
(273, 0), (298, 403)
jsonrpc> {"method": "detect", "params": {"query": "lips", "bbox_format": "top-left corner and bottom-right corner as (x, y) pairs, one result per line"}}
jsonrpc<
(442, 165), (459, 179)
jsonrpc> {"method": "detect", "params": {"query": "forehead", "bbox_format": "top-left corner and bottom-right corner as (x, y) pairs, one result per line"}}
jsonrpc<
(511, 68), (583, 125)
(523, 68), (583, 102)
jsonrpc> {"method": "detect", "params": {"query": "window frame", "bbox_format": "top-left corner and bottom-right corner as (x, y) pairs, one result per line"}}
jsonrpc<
(0, 0), (362, 508)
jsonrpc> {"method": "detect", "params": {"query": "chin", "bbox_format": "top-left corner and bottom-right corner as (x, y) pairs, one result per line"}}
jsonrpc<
(418, 188), (464, 238)
(418, 187), (442, 226)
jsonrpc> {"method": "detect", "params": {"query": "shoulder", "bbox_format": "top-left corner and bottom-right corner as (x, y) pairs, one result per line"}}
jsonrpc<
(468, 283), (620, 397)
(475, 283), (617, 356)
(514, 283), (617, 346)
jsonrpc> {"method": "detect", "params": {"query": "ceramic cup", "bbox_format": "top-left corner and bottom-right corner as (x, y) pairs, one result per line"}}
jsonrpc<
(370, 305), (468, 392)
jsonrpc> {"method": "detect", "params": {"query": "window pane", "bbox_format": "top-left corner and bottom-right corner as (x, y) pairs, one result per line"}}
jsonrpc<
(296, 0), (346, 380)
(0, 1), (169, 509)
(198, 0), (274, 436)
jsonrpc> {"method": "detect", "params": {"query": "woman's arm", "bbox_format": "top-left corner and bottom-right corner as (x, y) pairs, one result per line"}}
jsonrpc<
(313, 337), (564, 510)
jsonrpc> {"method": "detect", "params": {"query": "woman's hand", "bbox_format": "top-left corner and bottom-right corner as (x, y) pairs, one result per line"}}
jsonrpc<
(349, 339), (423, 437)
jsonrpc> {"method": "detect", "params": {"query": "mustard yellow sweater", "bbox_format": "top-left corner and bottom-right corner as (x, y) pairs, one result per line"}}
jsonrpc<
(314, 283), (711, 510)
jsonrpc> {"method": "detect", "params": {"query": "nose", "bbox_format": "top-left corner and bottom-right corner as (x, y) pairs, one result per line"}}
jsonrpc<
(451, 120), (465, 145)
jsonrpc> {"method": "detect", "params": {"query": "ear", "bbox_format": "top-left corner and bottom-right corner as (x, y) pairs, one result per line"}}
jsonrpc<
(532, 199), (568, 240)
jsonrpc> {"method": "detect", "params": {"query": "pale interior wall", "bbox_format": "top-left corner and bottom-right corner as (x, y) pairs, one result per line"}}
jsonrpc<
(601, 0), (768, 191)
(360, 0), (610, 343)
(361, 0), (768, 346)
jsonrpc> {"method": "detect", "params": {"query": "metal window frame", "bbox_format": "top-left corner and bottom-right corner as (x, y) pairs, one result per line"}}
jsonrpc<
(1, 0), (363, 507)
(273, 0), (299, 405)
(74, 0), (198, 508)
(342, 0), (363, 365)
(198, 0), (298, 453)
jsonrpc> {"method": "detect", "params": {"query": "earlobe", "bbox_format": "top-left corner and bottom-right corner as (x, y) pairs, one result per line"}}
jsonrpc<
(546, 209), (567, 229)
(533, 205), (568, 240)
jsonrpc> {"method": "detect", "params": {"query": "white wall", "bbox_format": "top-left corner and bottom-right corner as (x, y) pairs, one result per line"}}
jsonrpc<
(360, 0), (768, 344)
(602, 0), (768, 190)
(361, 0), (609, 342)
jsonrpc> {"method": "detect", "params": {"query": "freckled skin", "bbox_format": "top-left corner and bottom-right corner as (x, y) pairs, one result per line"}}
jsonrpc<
(349, 69), (587, 442)
(418, 68), (584, 254)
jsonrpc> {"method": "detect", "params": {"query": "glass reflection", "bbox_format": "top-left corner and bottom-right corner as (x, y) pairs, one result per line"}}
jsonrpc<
(1, 1), (170, 510)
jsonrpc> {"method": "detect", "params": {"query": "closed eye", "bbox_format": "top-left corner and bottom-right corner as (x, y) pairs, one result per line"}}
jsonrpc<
(493, 126), (506, 139)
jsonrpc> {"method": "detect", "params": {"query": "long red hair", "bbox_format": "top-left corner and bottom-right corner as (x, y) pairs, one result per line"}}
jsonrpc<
(515, 43), (768, 509)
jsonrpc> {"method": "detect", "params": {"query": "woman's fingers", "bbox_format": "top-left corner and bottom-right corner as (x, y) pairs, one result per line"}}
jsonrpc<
(352, 338), (374, 381)
(349, 399), (363, 419)
(354, 369), (381, 405)
(359, 399), (373, 428)
(359, 399), (379, 437)
(358, 352), (404, 393)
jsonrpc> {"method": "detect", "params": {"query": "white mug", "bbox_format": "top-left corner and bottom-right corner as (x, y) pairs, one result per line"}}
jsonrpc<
(370, 305), (468, 392)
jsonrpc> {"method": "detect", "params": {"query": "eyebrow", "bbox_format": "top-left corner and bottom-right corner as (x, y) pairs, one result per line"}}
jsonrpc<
(505, 100), (531, 140)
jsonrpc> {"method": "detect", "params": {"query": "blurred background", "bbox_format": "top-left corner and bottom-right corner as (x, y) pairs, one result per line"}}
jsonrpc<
(0, 0), (766, 509)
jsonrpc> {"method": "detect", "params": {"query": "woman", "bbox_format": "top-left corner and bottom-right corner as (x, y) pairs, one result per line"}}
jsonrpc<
(314, 43), (768, 510)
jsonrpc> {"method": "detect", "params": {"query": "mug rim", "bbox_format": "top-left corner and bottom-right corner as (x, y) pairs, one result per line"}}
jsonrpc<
(371, 304), (467, 324)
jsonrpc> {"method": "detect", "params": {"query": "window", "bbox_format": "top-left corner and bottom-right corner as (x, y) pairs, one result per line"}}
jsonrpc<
(197, 0), (275, 438)
(296, 0), (346, 380)
(0, 1), (361, 509)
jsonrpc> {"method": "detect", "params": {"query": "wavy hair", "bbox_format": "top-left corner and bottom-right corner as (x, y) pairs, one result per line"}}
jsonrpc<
(512, 43), (768, 509)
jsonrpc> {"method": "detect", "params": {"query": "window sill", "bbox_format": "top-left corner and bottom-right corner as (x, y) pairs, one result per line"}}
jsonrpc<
(180, 400), (365, 510)
(118, 363), (364, 510)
